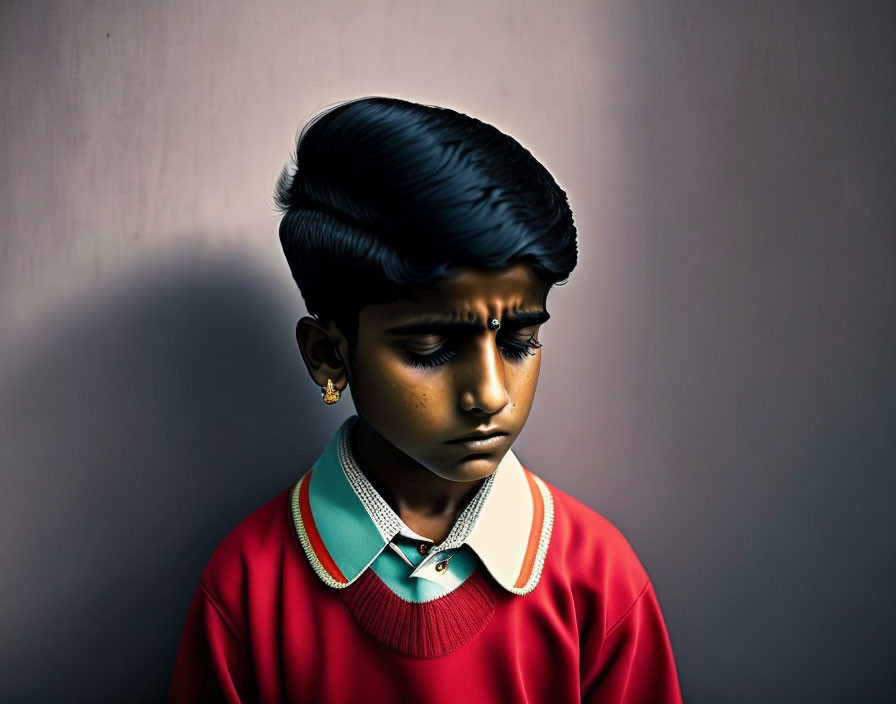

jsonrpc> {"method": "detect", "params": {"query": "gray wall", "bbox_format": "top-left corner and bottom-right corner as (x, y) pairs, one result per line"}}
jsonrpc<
(2, 1), (894, 701)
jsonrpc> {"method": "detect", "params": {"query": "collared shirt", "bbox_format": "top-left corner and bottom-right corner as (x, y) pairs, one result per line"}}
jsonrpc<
(290, 417), (553, 601)
(171, 417), (683, 700)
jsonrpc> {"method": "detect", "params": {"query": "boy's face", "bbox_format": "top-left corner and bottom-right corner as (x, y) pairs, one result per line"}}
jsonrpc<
(346, 264), (548, 483)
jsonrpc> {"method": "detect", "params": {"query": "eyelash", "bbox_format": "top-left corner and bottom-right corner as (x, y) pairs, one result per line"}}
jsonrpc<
(406, 334), (542, 369)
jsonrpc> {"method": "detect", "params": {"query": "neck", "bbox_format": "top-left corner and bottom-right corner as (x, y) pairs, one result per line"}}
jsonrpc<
(352, 417), (484, 543)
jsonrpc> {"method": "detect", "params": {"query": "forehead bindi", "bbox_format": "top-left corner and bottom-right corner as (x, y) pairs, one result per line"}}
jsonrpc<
(360, 265), (548, 332)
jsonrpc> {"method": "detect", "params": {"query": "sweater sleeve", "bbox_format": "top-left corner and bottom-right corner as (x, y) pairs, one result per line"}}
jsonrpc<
(168, 582), (256, 704)
(582, 581), (682, 704)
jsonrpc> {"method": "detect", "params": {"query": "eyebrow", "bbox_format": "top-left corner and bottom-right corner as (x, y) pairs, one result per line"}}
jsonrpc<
(385, 310), (550, 335)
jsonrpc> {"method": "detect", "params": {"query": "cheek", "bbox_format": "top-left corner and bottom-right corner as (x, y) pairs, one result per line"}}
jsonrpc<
(400, 374), (456, 427)
(507, 357), (541, 411)
(353, 354), (452, 422)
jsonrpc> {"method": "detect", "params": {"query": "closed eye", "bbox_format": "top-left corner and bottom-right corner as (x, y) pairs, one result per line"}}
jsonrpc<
(401, 335), (461, 369)
(497, 329), (543, 361)
(403, 334), (448, 356)
(402, 329), (542, 369)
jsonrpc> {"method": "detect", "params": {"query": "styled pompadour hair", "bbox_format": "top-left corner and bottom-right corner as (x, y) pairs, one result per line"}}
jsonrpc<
(275, 97), (577, 341)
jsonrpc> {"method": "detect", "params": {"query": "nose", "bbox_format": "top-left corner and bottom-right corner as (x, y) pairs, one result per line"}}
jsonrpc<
(458, 337), (510, 416)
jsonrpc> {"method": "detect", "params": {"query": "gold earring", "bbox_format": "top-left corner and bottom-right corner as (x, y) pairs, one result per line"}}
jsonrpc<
(321, 379), (341, 405)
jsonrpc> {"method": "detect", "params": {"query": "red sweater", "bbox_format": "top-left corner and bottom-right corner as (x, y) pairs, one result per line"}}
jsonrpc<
(169, 477), (681, 703)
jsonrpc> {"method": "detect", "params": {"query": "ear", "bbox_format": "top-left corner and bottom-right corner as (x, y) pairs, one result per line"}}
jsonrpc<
(295, 317), (350, 392)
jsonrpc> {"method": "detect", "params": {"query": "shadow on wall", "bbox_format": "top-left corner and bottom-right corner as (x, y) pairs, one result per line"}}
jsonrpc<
(0, 257), (350, 703)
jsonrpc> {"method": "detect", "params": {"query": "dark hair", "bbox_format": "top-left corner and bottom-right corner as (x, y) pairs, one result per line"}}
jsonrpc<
(275, 97), (577, 342)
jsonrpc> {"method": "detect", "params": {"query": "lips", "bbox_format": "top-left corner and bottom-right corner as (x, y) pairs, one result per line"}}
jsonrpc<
(445, 430), (509, 452)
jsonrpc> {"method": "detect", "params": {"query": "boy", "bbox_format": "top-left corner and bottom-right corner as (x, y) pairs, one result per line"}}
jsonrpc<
(169, 97), (682, 703)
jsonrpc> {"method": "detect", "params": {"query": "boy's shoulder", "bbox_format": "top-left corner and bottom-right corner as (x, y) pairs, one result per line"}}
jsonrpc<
(535, 473), (652, 604)
(199, 486), (296, 597)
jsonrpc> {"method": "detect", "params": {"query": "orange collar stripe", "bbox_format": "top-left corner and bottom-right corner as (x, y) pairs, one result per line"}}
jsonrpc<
(299, 471), (349, 584)
(514, 469), (545, 589)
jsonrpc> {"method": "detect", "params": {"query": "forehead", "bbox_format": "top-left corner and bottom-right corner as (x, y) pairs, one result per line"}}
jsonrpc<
(360, 264), (547, 327)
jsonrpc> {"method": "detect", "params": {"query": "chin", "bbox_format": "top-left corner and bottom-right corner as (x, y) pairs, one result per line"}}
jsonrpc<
(436, 453), (503, 482)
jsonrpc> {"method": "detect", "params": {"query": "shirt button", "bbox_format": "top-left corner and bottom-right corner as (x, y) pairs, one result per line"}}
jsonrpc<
(417, 543), (430, 555)
(435, 559), (450, 573)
